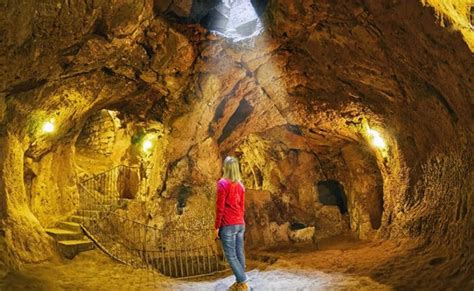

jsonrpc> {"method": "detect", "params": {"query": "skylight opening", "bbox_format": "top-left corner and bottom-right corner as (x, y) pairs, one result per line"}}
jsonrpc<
(205, 0), (265, 42)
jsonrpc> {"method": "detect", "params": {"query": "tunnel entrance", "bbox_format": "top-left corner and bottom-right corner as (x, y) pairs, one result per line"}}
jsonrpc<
(470, 5), (474, 27)
(317, 180), (348, 214)
(75, 109), (121, 158)
(73, 108), (163, 202)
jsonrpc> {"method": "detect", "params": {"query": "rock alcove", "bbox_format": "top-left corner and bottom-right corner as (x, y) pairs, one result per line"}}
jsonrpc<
(0, 0), (472, 289)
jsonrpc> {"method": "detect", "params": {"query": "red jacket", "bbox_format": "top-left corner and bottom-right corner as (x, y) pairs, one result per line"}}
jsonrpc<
(215, 178), (245, 229)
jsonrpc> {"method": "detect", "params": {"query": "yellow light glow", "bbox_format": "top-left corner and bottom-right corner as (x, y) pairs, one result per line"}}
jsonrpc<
(142, 139), (153, 152)
(42, 121), (55, 134)
(367, 128), (387, 149)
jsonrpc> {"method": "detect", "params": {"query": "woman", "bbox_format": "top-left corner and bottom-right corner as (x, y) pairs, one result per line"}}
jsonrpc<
(215, 156), (248, 291)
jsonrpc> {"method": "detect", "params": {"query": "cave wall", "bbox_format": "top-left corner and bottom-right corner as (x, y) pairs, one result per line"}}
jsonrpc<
(0, 1), (471, 280)
(25, 142), (78, 227)
(264, 0), (473, 247)
(74, 110), (168, 203)
(341, 144), (384, 239)
(0, 132), (55, 265)
(76, 110), (119, 157)
(0, 70), (143, 264)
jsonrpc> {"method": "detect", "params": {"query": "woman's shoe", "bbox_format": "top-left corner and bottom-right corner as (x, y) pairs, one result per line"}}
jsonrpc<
(229, 282), (248, 291)
(236, 282), (248, 291)
(229, 282), (239, 291)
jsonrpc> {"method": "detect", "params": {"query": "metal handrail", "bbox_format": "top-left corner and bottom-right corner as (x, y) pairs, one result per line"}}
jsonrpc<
(78, 183), (103, 205)
(80, 164), (142, 183)
(76, 165), (226, 278)
(80, 210), (224, 277)
(78, 164), (151, 208)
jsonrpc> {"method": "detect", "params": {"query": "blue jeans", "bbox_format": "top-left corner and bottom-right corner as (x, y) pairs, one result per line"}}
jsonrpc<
(219, 224), (247, 283)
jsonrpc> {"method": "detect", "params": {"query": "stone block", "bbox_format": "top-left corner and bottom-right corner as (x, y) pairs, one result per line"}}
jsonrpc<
(269, 222), (290, 242)
(57, 240), (94, 259)
(288, 226), (315, 243)
(314, 206), (349, 240)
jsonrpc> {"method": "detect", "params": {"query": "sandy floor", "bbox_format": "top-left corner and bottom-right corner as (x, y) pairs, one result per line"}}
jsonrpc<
(1, 235), (471, 290)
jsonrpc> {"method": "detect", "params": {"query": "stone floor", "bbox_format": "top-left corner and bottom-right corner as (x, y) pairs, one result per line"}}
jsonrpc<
(0, 235), (470, 290)
(0, 251), (388, 290)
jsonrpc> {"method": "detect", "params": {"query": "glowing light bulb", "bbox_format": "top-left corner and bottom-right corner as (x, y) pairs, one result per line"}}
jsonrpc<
(142, 139), (153, 152)
(372, 135), (386, 148)
(367, 128), (387, 149)
(42, 121), (55, 134)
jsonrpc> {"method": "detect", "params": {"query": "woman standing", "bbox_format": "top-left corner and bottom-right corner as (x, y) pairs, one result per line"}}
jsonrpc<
(215, 156), (248, 291)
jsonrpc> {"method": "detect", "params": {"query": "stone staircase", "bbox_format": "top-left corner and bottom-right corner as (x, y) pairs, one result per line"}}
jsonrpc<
(45, 209), (107, 259)
(45, 198), (128, 259)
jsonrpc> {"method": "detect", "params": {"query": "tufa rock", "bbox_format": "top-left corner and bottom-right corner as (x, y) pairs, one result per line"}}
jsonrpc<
(288, 226), (316, 243)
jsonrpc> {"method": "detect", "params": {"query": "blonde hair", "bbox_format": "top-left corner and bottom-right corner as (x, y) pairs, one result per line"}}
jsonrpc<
(222, 156), (242, 182)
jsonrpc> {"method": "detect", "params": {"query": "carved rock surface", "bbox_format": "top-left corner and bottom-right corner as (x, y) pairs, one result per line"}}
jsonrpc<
(0, 0), (472, 289)
(288, 227), (316, 243)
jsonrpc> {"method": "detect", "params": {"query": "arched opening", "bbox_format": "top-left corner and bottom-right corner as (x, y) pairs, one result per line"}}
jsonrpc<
(74, 109), (124, 175)
(341, 144), (385, 233)
(75, 110), (121, 158)
(317, 180), (348, 214)
(200, 0), (266, 42)
(73, 109), (164, 202)
(176, 184), (191, 215)
(470, 5), (474, 27)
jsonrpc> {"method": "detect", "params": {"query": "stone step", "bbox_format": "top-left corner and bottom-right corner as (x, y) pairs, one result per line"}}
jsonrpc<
(57, 221), (82, 232)
(45, 228), (84, 241)
(57, 239), (95, 259)
(76, 209), (102, 218)
(68, 215), (95, 224)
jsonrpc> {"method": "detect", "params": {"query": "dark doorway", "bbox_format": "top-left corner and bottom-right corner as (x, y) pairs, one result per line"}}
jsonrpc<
(317, 180), (348, 214)
(176, 184), (191, 215)
(470, 6), (474, 27)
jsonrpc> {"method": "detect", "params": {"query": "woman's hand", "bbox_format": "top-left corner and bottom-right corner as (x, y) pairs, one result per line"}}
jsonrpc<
(214, 228), (220, 240)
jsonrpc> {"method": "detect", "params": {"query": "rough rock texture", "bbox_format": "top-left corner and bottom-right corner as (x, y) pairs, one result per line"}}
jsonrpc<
(0, 133), (55, 265)
(314, 206), (350, 241)
(76, 110), (119, 157)
(288, 227), (315, 243)
(0, 0), (472, 289)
